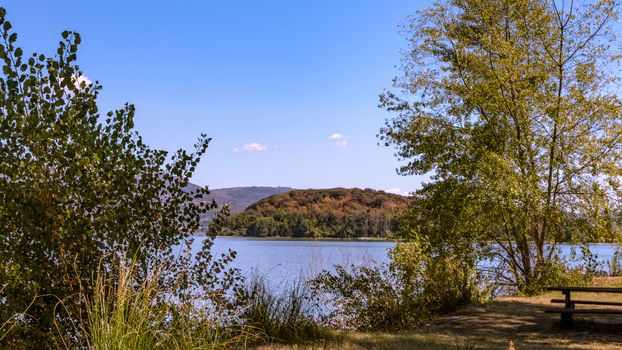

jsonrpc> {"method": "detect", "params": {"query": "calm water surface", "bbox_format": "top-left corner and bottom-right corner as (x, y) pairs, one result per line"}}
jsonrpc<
(191, 236), (619, 289)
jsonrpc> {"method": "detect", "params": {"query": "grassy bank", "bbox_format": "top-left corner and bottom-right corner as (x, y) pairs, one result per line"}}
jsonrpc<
(258, 277), (622, 350)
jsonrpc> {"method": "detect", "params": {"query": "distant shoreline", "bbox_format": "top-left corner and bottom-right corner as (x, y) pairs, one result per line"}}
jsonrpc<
(211, 235), (392, 242)
(193, 234), (621, 245)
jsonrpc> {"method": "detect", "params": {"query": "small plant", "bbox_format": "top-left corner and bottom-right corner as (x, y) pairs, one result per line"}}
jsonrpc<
(609, 249), (622, 276)
(84, 261), (163, 350)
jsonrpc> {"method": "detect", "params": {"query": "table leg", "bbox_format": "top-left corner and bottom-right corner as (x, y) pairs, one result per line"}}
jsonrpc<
(561, 290), (574, 324)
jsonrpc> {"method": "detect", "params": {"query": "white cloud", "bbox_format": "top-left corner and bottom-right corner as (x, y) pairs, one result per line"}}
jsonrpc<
(62, 75), (92, 95)
(384, 188), (411, 196)
(235, 142), (268, 152)
(329, 132), (348, 148)
(74, 74), (92, 88)
(244, 142), (267, 151)
(334, 139), (348, 148)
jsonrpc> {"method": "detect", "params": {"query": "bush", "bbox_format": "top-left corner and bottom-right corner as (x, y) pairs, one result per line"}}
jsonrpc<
(310, 239), (484, 332)
(521, 257), (588, 296)
(393, 244), (483, 316)
(311, 264), (421, 331)
(0, 7), (233, 346)
(511, 246), (605, 296)
(609, 249), (622, 277)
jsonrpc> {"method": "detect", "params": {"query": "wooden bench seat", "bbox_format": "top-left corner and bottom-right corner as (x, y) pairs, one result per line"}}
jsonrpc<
(545, 308), (622, 315)
(550, 299), (622, 307)
(546, 286), (622, 293)
(545, 286), (622, 323)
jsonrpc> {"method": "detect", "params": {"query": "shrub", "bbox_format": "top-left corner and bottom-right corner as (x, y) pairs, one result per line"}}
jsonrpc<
(512, 246), (605, 296)
(311, 239), (484, 332)
(523, 256), (590, 296)
(0, 7), (233, 346)
(392, 243), (483, 316)
(311, 264), (421, 332)
(609, 249), (622, 277)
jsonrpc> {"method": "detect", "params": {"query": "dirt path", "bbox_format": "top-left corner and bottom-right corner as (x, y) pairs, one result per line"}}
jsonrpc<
(420, 293), (622, 349)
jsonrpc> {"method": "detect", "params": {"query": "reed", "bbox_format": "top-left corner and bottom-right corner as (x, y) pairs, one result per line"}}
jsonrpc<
(84, 261), (166, 349)
(241, 275), (329, 344)
(82, 260), (255, 350)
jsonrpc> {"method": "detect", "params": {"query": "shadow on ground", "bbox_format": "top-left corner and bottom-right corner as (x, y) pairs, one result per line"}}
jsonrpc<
(260, 299), (622, 349)
(417, 297), (622, 349)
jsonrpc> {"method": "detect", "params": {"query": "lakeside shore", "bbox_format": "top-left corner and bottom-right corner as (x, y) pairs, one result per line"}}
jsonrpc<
(205, 235), (622, 245)
(210, 235), (392, 242)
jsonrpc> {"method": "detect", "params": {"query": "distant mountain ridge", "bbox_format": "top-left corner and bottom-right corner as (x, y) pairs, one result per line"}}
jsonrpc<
(209, 188), (412, 238)
(208, 186), (294, 213)
(187, 185), (294, 228)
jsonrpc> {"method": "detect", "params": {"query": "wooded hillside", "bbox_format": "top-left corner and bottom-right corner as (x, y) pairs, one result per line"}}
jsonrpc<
(209, 188), (412, 238)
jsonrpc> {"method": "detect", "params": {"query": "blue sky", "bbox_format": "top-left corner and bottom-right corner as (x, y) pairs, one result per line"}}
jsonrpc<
(5, 1), (429, 194)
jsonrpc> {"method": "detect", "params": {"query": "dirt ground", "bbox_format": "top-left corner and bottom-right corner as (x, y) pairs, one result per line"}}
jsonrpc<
(421, 286), (622, 349)
(259, 277), (622, 350)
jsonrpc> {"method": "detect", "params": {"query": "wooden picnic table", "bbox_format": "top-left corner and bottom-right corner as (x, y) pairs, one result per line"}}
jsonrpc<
(545, 286), (622, 323)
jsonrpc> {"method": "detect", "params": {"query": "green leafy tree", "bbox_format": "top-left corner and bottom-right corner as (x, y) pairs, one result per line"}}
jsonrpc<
(0, 8), (234, 348)
(381, 0), (622, 294)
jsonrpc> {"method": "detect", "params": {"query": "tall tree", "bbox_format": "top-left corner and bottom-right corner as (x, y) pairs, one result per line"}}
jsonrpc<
(0, 8), (228, 347)
(380, 0), (622, 294)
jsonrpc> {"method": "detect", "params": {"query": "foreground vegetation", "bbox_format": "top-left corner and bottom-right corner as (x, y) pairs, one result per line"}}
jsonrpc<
(0, 7), (239, 347)
(262, 276), (622, 350)
(4, 258), (617, 350)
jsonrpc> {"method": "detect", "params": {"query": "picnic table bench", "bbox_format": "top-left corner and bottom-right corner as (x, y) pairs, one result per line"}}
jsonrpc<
(544, 286), (622, 323)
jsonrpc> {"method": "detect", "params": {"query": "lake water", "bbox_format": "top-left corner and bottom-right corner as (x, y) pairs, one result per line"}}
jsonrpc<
(193, 236), (620, 289)
(205, 237), (392, 288)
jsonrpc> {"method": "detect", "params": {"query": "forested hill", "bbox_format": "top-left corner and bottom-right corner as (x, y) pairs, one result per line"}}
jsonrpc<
(185, 185), (294, 228)
(209, 188), (413, 238)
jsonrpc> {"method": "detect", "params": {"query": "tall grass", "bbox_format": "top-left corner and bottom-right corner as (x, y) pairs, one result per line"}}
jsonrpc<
(82, 260), (257, 350)
(0, 287), (19, 344)
(84, 262), (164, 349)
(79, 260), (329, 349)
(240, 275), (329, 344)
